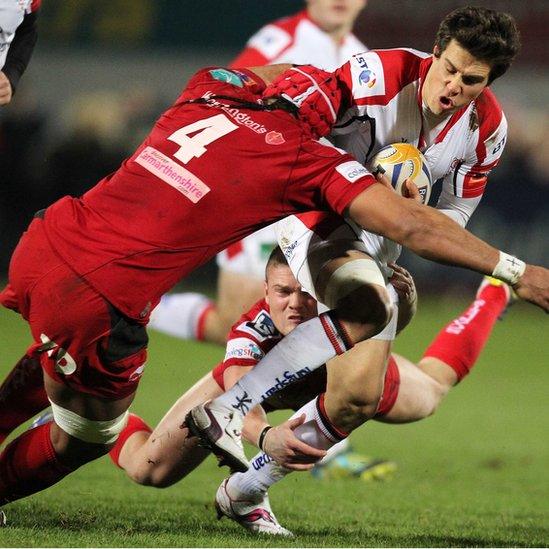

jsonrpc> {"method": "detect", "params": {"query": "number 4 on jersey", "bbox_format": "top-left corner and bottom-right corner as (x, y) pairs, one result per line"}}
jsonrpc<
(168, 113), (238, 164)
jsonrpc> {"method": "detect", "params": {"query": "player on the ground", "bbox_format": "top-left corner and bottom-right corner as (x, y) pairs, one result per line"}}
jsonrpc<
(149, 0), (368, 345)
(106, 248), (400, 494)
(187, 6), (538, 475)
(0, 59), (547, 521)
(0, 0), (41, 106)
(213, 279), (515, 536)
(105, 248), (513, 536)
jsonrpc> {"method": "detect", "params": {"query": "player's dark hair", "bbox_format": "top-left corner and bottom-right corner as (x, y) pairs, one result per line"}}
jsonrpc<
(435, 6), (521, 84)
(265, 246), (288, 280)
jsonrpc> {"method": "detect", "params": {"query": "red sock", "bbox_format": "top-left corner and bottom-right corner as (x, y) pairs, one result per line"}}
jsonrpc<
(422, 283), (509, 382)
(0, 422), (73, 504)
(0, 354), (49, 444)
(196, 303), (216, 341)
(109, 413), (152, 468)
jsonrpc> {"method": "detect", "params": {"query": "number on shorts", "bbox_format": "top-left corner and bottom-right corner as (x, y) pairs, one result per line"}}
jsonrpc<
(167, 113), (239, 164)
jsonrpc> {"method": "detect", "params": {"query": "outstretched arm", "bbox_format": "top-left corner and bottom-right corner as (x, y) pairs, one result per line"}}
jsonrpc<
(347, 182), (549, 312)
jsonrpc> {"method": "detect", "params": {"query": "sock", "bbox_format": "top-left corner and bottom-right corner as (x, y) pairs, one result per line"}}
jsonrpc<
(148, 293), (214, 340)
(227, 394), (346, 500)
(0, 422), (73, 504)
(109, 413), (152, 468)
(317, 437), (350, 466)
(0, 354), (49, 444)
(422, 282), (509, 381)
(214, 312), (352, 415)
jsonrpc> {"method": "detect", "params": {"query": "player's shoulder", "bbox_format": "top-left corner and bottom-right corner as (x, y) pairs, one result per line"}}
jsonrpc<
(246, 10), (305, 60)
(473, 87), (506, 138)
(231, 299), (281, 344)
(341, 47), (429, 104)
(180, 66), (264, 101)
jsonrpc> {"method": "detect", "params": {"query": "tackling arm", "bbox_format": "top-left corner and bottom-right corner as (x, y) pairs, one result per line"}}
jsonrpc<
(347, 183), (549, 312)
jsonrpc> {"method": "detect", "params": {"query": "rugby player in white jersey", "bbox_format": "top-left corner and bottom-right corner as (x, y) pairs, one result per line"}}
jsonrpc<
(188, 6), (541, 488)
(0, 0), (40, 105)
(149, 0), (368, 345)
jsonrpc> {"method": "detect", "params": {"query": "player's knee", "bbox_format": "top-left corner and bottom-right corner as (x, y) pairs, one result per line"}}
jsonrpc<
(321, 258), (392, 340)
(50, 402), (128, 466)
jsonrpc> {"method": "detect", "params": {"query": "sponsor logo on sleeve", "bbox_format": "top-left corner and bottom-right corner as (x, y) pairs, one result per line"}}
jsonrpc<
(224, 338), (264, 362)
(350, 53), (385, 98)
(336, 160), (370, 183)
(236, 311), (279, 341)
(209, 68), (244, 87)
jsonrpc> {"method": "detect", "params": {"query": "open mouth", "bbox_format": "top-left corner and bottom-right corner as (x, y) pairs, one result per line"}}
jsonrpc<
(439, 96), (453, 109)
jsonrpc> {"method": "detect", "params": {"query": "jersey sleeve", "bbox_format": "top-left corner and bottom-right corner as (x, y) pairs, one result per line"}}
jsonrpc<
(2, 9), (39, 93)
(230, 23), (292, 68)
(335, 48), (427, 112)
(436, 101), (507, 226)
(295, 139), (377, 215)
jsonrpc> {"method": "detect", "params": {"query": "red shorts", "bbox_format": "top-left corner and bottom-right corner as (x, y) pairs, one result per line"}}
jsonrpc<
(0, 217), (148, 399)
(375, 355), (401, 417)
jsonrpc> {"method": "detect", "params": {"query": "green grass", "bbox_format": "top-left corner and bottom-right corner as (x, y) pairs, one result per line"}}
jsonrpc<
(0, 297), (547, 547)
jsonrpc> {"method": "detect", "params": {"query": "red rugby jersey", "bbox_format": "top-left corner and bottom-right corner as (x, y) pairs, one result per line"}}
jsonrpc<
(42, 67), (375, 321)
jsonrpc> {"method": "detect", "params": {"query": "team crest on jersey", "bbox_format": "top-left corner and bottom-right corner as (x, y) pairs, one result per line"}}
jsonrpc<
(265, 131), (285, 145)
(237, 310), (279, 342)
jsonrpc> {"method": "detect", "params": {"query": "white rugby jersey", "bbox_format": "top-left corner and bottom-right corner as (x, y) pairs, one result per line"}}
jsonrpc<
(0, 0), (40, 68)
(231, 10), (367, 72)
(334, 48), (507, 227)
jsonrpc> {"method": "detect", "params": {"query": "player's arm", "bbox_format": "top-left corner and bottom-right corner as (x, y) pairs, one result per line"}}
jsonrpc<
(1, 8), (39, 105)
(346, 182), (549, 311)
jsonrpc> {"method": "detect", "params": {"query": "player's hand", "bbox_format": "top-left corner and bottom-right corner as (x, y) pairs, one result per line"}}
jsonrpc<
(262, 414), (327, 471)
(389, 263), (417, 305)
(0, 72), (13, 106)
(513, 264), (549, 313)
(402, 178), (423, 203)
(389, 263), (417, 333)
(374, 170), (393, 190)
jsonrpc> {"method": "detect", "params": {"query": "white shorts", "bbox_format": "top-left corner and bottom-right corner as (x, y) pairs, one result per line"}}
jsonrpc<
(216, 224), (278, 279)
(276, 212), (401, 341)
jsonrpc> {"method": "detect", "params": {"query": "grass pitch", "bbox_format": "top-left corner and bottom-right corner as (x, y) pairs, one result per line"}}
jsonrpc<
(0, 296), (547, 547)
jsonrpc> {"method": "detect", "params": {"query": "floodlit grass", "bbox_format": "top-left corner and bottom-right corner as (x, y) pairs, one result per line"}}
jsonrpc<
(0, 296), (547, 547)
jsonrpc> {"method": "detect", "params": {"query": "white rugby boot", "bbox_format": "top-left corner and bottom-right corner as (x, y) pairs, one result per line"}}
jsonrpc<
(215, 478), (293, 537)
(185, 402), (249, 473)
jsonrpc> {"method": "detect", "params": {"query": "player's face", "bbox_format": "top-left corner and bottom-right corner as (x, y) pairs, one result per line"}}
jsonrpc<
(306, 0), (367, 32)
(265, 264), (318, 336)
(423, 39), (491, 116)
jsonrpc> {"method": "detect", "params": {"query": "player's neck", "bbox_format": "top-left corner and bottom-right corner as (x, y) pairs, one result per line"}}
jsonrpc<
(326, 25), (351, 45)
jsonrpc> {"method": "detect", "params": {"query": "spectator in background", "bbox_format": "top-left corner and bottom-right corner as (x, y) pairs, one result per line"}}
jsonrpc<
(0, 0), (41, 106)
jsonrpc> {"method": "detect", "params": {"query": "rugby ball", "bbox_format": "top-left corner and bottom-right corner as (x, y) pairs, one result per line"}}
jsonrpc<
(370, 143), (432, 204)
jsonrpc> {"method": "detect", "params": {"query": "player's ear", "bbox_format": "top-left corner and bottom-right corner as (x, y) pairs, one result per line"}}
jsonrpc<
(264, 281), (269, 304)
(433, 44), (441, 58)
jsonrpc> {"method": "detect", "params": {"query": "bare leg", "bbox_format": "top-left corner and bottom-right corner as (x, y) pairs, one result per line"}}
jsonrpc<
(117, 373), (223, 487)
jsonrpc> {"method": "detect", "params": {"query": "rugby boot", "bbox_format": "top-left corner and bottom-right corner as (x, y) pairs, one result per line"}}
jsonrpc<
(215, 478), (293, 537)
(185, 401), (249, 473)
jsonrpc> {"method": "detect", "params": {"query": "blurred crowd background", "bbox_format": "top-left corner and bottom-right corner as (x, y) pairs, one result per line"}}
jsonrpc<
(1, 0), (547, 294)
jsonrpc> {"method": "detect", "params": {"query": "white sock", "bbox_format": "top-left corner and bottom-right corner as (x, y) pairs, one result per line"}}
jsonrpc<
(317, 437), (350, 466)
(227, 395), (344, 500)
(213, 312), (352, 415)
(149, 293), (212, 340)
